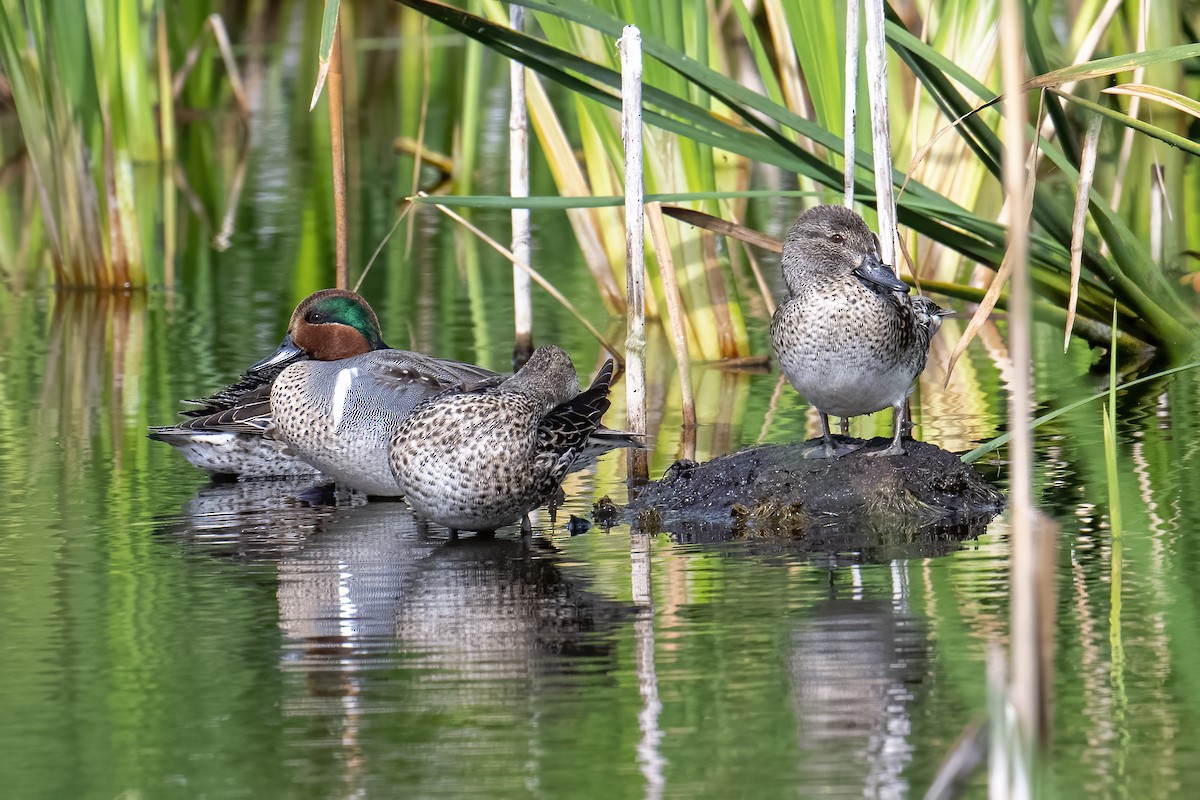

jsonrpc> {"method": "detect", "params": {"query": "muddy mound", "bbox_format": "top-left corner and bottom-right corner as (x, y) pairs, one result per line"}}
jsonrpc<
(603, 438), (1005, 557)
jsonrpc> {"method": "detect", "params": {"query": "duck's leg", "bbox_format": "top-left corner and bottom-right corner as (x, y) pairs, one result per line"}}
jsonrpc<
(521, 514), (532, 536)
(839, 417), (850, 436)
(805, 412), (862, 459)
(865, 400), (908, 457)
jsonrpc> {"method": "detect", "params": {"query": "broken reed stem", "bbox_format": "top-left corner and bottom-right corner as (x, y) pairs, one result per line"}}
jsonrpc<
(1000, 0), (1043, 774)
(510, 5), (533, 364)
(646, 202), (695, 429)
(328, 14), (348, 290)
(843, 0), (859, 207)
(863, 0), (897, 267)
(619, 25), (648, 483)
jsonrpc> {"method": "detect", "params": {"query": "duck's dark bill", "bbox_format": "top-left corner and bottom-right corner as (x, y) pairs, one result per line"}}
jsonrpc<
(251, 332), (307, 371)
(852, 254), (910, 294)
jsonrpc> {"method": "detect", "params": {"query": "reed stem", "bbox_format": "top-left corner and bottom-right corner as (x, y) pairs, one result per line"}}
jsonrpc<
(328, 14), (348, 290)
(620, 25), (648, 483)
(510, 5), (533, 365)
(1000, 0), (1045, 781)
(863, 0), (896, 266)
(843, 0), (859, 208)
(647, 202), (695, 429)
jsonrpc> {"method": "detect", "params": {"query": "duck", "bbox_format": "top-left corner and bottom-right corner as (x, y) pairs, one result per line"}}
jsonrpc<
(389, 345), (618, 533)
(769, 205), (947, 458)
(148, 353), (321, 479)
(256, 289), (504, 496)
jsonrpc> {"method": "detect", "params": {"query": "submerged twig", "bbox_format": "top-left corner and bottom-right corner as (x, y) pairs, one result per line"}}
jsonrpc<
(212, 142), (249, 252)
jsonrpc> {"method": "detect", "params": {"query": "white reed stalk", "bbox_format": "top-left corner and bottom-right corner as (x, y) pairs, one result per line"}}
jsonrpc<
(619, 26), (647, 480)
(862, 0), (896, 268)
(632, 529), (665, 799)
(843, 0), (860, 208)
(1000, 0), (1039, 787)
(510, 5), (533, 361)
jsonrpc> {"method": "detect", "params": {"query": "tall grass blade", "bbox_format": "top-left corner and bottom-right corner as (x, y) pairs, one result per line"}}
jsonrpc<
(962, 359), (1200, 464)
(1000, 0), (1042, 761)
(1023, 41), (1200, 89)
(1103, 83), (1200, 121)
(843, 0), (859, 207)
(1064, 114), (1103, 351)
(309, 0), (341, 110)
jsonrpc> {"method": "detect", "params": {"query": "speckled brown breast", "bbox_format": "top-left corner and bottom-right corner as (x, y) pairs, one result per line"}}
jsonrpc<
(389, 393), (572, 531)
(771, 279), (933, 419)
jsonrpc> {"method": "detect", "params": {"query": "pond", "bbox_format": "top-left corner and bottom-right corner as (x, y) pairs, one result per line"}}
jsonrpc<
(3, 29), (1200, 800)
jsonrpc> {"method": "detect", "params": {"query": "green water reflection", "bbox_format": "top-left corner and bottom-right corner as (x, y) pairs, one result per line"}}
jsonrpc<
(4, 245), (1200, 798)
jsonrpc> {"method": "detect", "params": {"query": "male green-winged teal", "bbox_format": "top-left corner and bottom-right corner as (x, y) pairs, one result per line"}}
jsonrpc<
(148, 349), (321, 478)
(257, 289), (504, 496)
(389, 345), (618, 533)
(770, 205), (947, 458)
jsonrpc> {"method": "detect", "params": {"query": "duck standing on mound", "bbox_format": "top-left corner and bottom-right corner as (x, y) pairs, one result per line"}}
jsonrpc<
(389, 346), (618, 534)
(770, 205), (947, 459)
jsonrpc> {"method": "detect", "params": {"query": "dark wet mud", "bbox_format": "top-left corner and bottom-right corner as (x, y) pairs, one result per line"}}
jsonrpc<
(600, 437), (1005, 558)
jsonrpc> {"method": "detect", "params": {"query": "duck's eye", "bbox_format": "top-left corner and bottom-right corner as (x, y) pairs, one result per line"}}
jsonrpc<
(829, 233), (845, 244)
(307, 312), (324, 324)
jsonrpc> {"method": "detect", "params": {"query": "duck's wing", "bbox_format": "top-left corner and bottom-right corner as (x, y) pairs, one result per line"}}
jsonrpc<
(180, 359), (295, 417)
(150, 381), (274, 438)
(537, 360), (614, 454)
(362, 350), (506, 399)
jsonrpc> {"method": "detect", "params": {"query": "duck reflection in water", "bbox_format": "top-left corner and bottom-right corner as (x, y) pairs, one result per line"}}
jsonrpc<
(157, 486), (628, 791)
(788, 575), (929, 798)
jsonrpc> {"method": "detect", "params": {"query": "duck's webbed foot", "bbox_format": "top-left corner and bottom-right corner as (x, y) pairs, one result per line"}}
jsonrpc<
(862, 442), (906, 458)
(803, 438), (863, 459)
(805, 414), (863, 459)
(862, 402), (908, 458)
